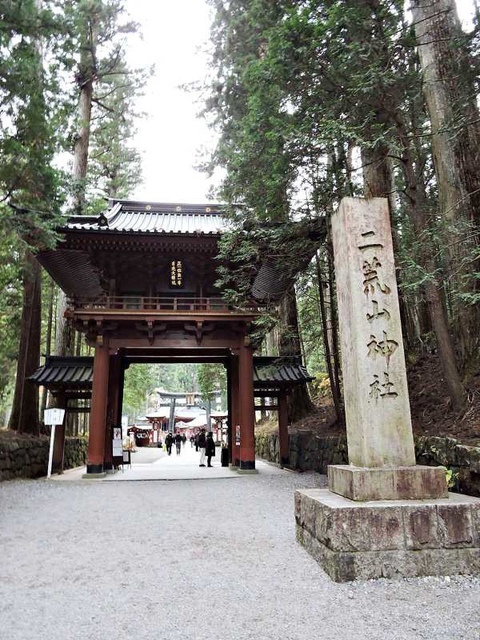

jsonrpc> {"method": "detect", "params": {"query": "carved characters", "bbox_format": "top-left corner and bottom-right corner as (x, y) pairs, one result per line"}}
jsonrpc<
(358, 230), (399, 401)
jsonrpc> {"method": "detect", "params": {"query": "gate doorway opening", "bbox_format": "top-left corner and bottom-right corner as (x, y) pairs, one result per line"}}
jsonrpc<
(120, 359), (229, 464)
(122, 361), (228, 449)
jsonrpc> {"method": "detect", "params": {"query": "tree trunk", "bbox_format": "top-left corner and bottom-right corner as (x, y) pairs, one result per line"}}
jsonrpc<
(395, 113), (467, 411)
(412, 0), (480, 371)
(72, 75), (93, 213)
(9, 253), (42, 434)
(327, 245), (341, 408)
(56, 12), (97, 356)
(9, 0), (49, 434)
(277, 286), (314, 421)
(361, 135), (466, 410)
(361, 141), (392, 200)
(315, 250), (342, 420)
(40, 278), (55, 417)
(72, 11), (96, 213)
(55, 290), (75, 356)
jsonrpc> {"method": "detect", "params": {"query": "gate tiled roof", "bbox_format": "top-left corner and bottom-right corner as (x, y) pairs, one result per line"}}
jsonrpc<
(253, 357), (313, 387)
(29, 356), (93, 387)
(30, 356), (312, 390)
(64, 200), (229, 235)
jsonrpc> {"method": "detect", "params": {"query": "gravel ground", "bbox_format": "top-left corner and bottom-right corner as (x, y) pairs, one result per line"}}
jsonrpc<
(0, 464), (479, 640)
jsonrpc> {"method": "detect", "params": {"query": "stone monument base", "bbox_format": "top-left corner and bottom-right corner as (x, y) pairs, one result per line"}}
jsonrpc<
(295, 488), (480, 582)
(328, 464), (448, 501)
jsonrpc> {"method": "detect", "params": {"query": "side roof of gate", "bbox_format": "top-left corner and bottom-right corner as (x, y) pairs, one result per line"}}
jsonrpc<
(30, 356), (313, 390)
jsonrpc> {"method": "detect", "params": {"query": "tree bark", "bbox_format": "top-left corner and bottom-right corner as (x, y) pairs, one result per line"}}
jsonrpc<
(72, 74), (93, 212)
(9, 253), (41, 434)
(41, 278), (55, 417)
(277, 286), (314, 421)
(9, 0), (49, 434)
(394, 113), (467, 411)
(361, 141), (392, 201)
(315, 250), (342, 420)
(72, 9), (96, 213)
(55, 290), (75, 356)
(412, 0), (480, 371)
(56, 10), (97, 356)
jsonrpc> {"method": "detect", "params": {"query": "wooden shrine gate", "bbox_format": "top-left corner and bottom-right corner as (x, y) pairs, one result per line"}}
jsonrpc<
(35, 200), (313, 476)
(36, 200), (259, 474)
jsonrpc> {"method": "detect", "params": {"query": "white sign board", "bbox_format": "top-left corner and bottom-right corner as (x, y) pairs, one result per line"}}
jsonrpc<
(112, 440), (123, 456)
(44, 408), (65, 426)
(112, 426), (123, 457)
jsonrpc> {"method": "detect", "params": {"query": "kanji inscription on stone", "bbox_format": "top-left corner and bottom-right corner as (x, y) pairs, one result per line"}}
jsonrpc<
(331, 197), (416, 467)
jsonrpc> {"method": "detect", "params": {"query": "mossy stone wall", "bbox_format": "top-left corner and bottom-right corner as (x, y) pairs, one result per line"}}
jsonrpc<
(0, 434), (87, 481)
(256, 431), (480, 496)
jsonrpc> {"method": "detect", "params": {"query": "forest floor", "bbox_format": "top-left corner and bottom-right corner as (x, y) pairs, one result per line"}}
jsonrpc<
(283, 353), (480, 446)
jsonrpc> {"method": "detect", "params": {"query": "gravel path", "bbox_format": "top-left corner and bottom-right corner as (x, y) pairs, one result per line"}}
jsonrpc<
(1, 463), (479, 640)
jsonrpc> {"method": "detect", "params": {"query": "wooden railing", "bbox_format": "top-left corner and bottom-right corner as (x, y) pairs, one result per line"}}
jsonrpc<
(70, 296), (236, 313)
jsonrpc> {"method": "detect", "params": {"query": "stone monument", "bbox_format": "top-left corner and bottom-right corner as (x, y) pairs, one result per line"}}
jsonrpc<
(295, 197), (480, 581)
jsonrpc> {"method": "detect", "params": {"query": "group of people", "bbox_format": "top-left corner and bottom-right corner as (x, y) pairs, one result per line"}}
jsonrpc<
(163, 428), (216, 467)
(195, 428), (216, 467)
(164, 432), (186, 455)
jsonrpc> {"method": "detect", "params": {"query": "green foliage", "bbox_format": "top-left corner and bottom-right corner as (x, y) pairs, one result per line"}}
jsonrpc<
(309, 372), (331, 403)
(84, 55), (149, 208)
(204, 0), (480, 378)
(215, 214), (324, 319)
(0, 0), (74, 433)
(295, 263), (326, 374)
(197, 363), (226, 404)
(445, 467), (459, 490)
(0, 0), (69, 241)
(123, 363), (153, 421)
(122, 363), (229, 422)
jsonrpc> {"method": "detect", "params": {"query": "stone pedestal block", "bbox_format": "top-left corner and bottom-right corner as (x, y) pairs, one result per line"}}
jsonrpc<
(328, 464), (448, 501)
(295, 488), (480, 582)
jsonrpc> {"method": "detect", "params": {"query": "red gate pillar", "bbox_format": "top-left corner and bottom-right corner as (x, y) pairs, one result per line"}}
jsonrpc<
(86, 335), (110, 475)
(239, 341), (256, 471)
(230, 354), (241, 467)
(278, 392), (290, 467)
(104, 354), (122, 472)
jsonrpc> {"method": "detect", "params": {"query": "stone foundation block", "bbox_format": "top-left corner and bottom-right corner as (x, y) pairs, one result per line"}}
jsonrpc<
(295, 488), (480, 582)
(328, 464), (448, 501)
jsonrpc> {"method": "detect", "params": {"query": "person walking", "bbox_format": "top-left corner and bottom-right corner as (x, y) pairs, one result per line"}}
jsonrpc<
(165, 432), (173, 455)
(197, 428), (207, 467)
(175, 432), (182, 455)
(205, 431), (216, 467)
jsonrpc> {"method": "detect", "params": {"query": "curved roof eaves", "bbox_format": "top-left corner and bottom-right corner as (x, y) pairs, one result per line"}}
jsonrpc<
(62, 209), (229, 235)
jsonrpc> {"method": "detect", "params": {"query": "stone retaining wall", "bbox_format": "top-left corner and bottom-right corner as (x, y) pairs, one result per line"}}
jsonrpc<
(255, 431), (480, 496)
(0, 434), (87, 481)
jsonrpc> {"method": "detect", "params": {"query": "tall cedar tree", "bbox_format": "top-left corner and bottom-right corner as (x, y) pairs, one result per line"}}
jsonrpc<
(3, 0), (65, 433)
(55, 0), (143, 357)
(206, 0), (314, 420)
(205, 0), (473, 416)
(412, 0), (480, 376)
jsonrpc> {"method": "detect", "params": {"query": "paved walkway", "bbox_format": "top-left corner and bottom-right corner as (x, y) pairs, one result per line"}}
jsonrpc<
(54, 444), (245, 482)
(1, 453), (479, 640)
